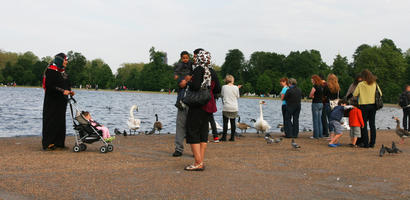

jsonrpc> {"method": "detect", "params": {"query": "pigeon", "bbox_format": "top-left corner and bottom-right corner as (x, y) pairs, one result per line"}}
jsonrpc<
(384, 146), (395, 154)
(391, 141), (402, 153)
(274, 138), (283, 143)
(379, 145), (386, 157)
(265, 136), (274, 144)
(291, 139), (301, 149)
(114, 128), (121, 135)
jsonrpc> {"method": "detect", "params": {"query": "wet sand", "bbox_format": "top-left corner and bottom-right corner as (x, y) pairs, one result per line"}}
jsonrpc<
(0, 130), (409, 200)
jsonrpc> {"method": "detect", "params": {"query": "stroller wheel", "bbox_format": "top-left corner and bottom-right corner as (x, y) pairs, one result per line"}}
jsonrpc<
(107, 144), (114, 152)
(80, 144), (87, 151)
(73, 145), (81, 152)
(100, 146), (107, 153)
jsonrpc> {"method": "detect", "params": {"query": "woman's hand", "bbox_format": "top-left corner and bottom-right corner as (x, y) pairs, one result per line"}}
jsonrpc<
(63, 90), (71, 95)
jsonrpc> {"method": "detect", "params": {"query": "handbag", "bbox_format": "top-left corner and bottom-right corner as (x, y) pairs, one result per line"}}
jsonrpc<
(375, 84), (383, 110)
(182, 85), (211, 107)
(329, 91), (340, 110)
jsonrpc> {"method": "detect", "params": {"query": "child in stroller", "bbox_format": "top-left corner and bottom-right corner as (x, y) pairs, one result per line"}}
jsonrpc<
(82, 111), (115, 142)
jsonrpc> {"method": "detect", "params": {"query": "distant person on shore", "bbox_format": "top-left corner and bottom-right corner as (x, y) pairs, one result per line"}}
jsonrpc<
(398, 84), (410, 131)
(353, 69), (382, 148)
(42, 53), (75, 150)
(309, 75), (324, 139)
(328, 99), (352, 147)
(279, 77), (289, 137)
(172, 50), (194, 157)
(284, 78), (302, 138)
(348, 100), (364, 147)
(82, 111), (114, 142)
(345, 74), (362, 105)
(221, 75), (240, 141)
(323, 74), (341, 139)
(185, 50), (219, 171)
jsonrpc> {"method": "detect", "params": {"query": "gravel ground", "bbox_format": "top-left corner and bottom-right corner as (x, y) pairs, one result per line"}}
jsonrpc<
(0, 130), (409, 200)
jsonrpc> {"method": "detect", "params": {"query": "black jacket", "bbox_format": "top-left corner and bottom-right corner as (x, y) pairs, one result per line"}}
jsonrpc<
(284, 85), (302, 105)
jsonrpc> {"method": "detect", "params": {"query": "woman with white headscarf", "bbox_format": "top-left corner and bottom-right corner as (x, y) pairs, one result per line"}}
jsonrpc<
(184, 50), (220, 171)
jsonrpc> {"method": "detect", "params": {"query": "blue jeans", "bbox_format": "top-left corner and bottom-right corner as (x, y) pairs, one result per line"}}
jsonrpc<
(312, 103), (323, 138)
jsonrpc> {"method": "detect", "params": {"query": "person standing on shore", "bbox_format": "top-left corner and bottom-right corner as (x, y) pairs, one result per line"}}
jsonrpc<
(172, 51), (193, 157)
(284, 78), (302, 138)
(185, 50), (218, 171)
(221, 75), (240, 142)
(323, 74), (341, 139)
(353, 69), (382, 148)
(345, 74), (362, 105)
(42, 53), (74, 150)
(398, 85), (410, 131)
(279, 77), (289, 137)
(309, 75), (324, 139)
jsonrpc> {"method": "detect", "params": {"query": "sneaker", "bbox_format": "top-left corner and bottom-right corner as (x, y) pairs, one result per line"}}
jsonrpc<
(335, 143), (342, 146)
(172, 151), (183, 157)
(213, 137), (220, 143)
(328, 144), (338, 147)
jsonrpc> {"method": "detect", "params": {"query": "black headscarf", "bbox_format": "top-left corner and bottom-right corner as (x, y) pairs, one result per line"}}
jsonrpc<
(54, 53), (67, 69)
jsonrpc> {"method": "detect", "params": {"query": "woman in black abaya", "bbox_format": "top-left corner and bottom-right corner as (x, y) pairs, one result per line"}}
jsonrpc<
(42, 53), (74, 150)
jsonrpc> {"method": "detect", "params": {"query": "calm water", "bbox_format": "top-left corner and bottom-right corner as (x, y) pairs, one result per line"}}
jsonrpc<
(0, 87), (403, 137)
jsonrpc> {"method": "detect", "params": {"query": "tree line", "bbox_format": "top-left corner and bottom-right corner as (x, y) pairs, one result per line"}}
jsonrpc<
(0, 38), (409, 103)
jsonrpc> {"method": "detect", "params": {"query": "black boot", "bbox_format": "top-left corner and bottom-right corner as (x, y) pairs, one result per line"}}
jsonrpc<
(229, 133), (235, 141)
(220, 134), (227, 141)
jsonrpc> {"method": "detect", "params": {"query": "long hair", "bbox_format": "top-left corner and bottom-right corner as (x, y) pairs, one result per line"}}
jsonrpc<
(327, 74), (340, 93)
(361, 69), (376, 85)
(311, 75), (322, 86)
(280, 77), (289, 86)
(353, 74), (362, 86)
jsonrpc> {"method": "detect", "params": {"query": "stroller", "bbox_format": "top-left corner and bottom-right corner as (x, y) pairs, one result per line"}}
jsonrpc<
(68, 97), (114, 153)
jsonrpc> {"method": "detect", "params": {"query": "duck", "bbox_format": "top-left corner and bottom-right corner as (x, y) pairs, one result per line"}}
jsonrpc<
(127, 105), (140, 134)
(253, 100), (271, 136)
(237, 115), (251, 133)
(153, 114), (163, 134)
(392, 116), (410, 144)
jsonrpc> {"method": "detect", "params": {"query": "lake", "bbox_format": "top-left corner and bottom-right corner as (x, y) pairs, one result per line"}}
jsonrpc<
(0, 87), (403, 137)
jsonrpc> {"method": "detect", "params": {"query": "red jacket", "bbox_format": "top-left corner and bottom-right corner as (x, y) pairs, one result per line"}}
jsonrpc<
(349, 107), (364, 127)
(202, 80), (217, 113)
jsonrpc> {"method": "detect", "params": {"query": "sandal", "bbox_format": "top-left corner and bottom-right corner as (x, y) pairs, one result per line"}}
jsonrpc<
(184, 163), (204, 171)
(43, 144), (56, 151)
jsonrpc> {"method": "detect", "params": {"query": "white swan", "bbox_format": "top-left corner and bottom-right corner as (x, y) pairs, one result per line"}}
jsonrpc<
(253, 100), (270, 136)
(209, 121), (226, 130)
(127, 105), (141, 134)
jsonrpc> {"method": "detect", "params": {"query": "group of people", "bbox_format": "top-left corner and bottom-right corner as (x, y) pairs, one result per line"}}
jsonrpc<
(42, 51), (408, 172)
(280, 70), (386, 148)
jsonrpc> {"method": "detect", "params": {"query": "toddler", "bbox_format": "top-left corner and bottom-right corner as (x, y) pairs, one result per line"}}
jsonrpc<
(348, 100), (364, 147)
(174, 51), (192, 110)
(82, 111), (114, 142)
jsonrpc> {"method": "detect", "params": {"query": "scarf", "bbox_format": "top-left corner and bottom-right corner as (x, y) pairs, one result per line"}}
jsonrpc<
(193, 50), (212, 87)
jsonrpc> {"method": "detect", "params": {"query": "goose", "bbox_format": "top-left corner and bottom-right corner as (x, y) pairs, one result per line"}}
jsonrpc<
(253, 100), (271, 136)
(237, 115), (251, 134)
(153, 114), (163, 134)
(127, 105), (141, 134)
(392, 117), (410, 144)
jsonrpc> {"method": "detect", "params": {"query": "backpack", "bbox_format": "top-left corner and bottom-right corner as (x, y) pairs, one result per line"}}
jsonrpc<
(399, 92), (408, 108)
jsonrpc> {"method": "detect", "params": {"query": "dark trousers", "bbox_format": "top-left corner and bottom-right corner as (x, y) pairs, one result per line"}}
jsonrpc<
(223, 115), (236, 136)
(282, 105), (288, 136)
(284, 104), (301, 138)
(404, 107), (410, 131)
(358, 104), (377, 147)
(322, 103), (330, 137)
(209, 114), (218, 138)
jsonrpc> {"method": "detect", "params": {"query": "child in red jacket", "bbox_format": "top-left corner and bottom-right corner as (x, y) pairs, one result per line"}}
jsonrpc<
(349, 101), (364, 147)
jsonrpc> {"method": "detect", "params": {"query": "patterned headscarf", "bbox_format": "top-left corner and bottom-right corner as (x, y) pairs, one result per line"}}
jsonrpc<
(193, 50), (212, 87)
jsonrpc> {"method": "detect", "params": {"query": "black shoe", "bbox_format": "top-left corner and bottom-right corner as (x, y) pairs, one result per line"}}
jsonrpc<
(229, 137), (235, 141)
(172, 151), (183, 157)
(369, 144), (374, 148)
(220, 135), (227, 141)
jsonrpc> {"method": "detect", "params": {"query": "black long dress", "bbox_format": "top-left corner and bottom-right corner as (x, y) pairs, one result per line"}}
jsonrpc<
(42, 67), (71, 149)
(186, 67), (219, 144)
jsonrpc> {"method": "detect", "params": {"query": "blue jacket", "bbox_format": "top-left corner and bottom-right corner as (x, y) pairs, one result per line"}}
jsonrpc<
(329, 106), (344, 122)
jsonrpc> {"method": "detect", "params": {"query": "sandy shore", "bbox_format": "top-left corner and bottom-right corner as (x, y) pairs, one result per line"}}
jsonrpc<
(0, 130), (409, 200)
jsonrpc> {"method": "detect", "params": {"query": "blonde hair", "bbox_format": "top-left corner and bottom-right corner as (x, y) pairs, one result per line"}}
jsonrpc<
(327, 74), (340, 93)
(224, 75), (234, 84)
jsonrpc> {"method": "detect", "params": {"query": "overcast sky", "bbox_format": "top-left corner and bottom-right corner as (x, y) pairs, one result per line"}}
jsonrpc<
(1, 0), (409, 73)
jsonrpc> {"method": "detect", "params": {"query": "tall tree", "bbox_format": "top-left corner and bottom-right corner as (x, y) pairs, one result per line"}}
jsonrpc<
(221, 49), (245, 82)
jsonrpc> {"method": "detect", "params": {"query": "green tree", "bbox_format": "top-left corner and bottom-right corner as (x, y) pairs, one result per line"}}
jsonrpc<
(221, 49), (245, 82)
(331, 54), (352, 96)
(66, 51), (87, 87)
(255, 72), (272, 95)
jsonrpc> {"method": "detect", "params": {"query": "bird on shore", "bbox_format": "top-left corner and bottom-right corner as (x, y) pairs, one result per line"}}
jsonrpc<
(291, 139), (301, 149)
(265, 136), (274, 144)
(391, 141), (402, 153)
(379, 145), (386, 157)
(274, 138), (283, 143)
(237, 115), (251, 134)
(153, 114), (163, 134)
(114, 128), (122, 135)
(127, 105), (141, 134)
(384, 146), (395, 154)
(123, 130), (127, 136)
(392, 117), (409, 144)
(253, 101), (271, 136)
